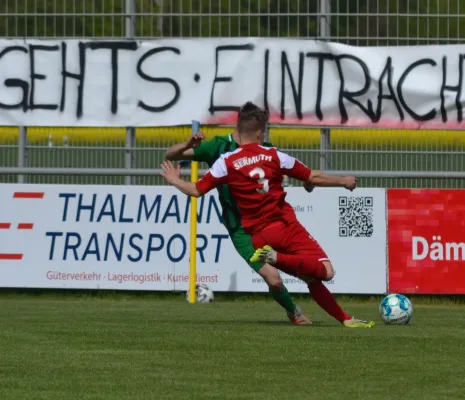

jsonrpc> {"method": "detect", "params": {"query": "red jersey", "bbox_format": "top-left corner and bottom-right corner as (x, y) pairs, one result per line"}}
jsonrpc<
(195, 143), (311, 234)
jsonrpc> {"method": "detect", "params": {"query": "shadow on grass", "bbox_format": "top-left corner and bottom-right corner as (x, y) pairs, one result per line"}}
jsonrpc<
(255, 320), (328, 327)
(157, 319), (331, 327)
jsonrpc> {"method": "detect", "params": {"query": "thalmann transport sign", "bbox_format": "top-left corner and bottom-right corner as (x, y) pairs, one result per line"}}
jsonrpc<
(0, 184), (387, 293)
(388, 189), (465, 294)
(0, 38), (464, 128)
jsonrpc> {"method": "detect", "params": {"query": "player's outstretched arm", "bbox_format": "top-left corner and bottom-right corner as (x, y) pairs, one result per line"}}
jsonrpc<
(164, 133), (204, 161)
(160, 161), (202, 197)
(307, 170), (358, 191)
(277, 150), (357, 192)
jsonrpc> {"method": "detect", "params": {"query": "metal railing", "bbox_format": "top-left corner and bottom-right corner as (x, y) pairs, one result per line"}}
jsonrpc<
(1, 0), (465, 189)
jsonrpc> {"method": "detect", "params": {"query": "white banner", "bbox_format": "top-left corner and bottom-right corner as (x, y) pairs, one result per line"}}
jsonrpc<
(0, 38), (463, 128)
(0, 184), (386, 293)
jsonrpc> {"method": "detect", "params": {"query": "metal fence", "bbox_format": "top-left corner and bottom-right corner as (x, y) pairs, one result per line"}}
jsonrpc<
(1, 0), (465, 188)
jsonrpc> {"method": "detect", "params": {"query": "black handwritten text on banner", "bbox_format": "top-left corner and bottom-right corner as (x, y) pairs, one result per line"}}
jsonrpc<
(0, 38), (463, 128)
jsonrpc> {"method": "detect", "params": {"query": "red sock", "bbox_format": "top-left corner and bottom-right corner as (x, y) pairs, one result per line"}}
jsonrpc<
(308, 280), (351, 323)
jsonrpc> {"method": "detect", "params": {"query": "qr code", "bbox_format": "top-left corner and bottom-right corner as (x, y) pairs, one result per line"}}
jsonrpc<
(338, 196), (374, 237)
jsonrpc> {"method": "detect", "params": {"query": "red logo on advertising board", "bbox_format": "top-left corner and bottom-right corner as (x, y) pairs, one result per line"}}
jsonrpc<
(388, 189), (465, 294)
(0, 192), (44, 261)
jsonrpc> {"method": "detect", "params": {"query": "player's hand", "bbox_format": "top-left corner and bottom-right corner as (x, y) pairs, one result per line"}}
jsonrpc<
(160, 161), (181, 183)
(187, 132), (204, 149)
(303, 181), (315, 193)
(343, 176), (358, 191)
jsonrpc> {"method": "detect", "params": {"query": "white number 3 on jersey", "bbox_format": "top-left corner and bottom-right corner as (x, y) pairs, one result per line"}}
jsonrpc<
(249, 167), (269, 194)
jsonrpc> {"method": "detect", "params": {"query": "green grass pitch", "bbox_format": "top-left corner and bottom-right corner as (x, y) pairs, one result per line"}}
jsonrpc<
(1, 295), (465, 400)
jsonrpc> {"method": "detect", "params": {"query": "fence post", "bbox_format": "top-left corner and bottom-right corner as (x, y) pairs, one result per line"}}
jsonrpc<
(319, 0), (332, 170)
(154, 0), (163, 36)
(18, 126), (28, 184)
(125, 0), (136, 185)
(125, 127), (136, 185)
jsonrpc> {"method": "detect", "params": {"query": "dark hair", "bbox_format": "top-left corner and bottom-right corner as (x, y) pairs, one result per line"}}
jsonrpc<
(237, 102), (268, 135)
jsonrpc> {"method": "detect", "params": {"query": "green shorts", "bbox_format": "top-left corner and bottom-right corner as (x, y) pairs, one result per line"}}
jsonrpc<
(228, 226), (264, 272)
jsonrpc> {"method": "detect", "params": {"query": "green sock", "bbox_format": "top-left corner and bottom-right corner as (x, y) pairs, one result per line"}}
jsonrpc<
(269, 286), (297, 313)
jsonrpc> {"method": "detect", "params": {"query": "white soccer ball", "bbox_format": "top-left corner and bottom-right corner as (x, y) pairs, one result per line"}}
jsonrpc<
(379, 293), (413, 325)
(186, 283), (214, 304)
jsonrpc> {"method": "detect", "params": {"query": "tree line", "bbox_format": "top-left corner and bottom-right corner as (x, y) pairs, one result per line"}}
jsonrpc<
(0, 0), (464, 45)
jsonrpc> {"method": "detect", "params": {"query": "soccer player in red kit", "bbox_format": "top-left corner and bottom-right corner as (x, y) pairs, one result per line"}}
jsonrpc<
(160, 103), (374, 328)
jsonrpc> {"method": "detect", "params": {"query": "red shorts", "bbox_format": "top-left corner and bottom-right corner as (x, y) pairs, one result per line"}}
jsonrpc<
(251, 220), (329, 279)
